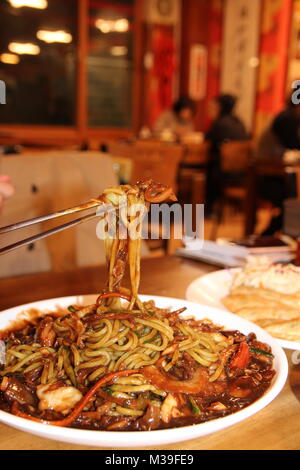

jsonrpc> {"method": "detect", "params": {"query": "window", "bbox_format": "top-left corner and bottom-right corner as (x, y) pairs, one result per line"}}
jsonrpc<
(0, 0), (140, 137)
(0, 0), (77, 126)
(88, 0), (134, 127)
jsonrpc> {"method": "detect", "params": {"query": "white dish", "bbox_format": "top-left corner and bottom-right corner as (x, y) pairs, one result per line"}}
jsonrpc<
(0, 294), (288, 448)
(186, 269), (300, 351)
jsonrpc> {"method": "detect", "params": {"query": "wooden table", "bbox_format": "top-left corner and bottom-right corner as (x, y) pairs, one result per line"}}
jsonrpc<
(0, 256), (299, 450)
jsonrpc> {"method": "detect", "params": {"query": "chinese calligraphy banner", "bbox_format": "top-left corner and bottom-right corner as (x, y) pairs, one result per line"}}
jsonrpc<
(254, 0), (292, 136)
(189, 44), (207, 101)
(221, 0), (261, 131)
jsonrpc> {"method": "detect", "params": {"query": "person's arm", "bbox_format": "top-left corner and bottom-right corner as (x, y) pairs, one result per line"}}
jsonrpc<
(0, 175), (14, 210)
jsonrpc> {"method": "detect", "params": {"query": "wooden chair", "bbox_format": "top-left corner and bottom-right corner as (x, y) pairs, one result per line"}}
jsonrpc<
(130, 141), (183, 193)
(178, 142), (209, 222)
(129, 141), (183, 254)
(210, 140), (254, 239)
(181, 142), (210, 166)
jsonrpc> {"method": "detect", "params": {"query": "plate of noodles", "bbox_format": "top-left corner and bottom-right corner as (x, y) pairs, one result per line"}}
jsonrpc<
(0, 181), (288, 447)
(186, 260), (300, 350)
(0, 294), (288, 448)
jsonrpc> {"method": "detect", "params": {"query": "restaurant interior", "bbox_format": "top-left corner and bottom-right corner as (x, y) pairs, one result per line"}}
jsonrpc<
(0, 0), (300, 451)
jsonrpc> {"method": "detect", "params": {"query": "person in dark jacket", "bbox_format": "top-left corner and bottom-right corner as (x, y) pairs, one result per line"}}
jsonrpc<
(255, 98), (300, 235)
(205, 94), (248, 214)
(273, 100), (300, 150)
(256, 98), (300, 162)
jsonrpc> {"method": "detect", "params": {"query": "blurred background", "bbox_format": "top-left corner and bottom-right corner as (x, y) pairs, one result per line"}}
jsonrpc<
(1, 0), (300, 277)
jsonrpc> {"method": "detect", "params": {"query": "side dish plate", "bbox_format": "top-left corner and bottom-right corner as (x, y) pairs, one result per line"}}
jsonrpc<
(186, 269), (300, 351)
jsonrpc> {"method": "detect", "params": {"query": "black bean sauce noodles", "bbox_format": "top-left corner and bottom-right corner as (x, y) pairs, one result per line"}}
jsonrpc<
(0, 181), (276, 431)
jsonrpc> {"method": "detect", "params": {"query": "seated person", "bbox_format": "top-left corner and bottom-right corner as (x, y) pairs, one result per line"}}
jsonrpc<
(255, 98), (300, 235)
(206, 93), (248, 156)
(153, 96), (196, 140)
(205, 94), (248, 214)
(256, 97), (300, 161)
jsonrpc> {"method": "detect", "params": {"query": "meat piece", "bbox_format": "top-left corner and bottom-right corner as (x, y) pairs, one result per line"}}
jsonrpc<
(161, 394), (180, 424)
(207, 401), (227, 411)
(142, 365), (209, 395)
(35, 317), (56, 347)
(107, 419), (133, 431)
(167, 352), (196, 380)
(138, 179), (177, 203)
(24, 365), (43, 383)
(249, 340), (273, 366)
(137, 402), (161, 430)
(36, 383), (82, 414)
(0, 376), (35, 406)
(222, 330), (246, 343)
(111, 240), (129, 289)
(229, 376), (255, 398)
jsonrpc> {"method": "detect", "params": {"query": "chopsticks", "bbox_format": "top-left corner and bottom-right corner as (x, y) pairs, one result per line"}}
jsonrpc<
(0, 199), (113, 256)
(0, 212), (98, 256)
(0, 199), (101, 234)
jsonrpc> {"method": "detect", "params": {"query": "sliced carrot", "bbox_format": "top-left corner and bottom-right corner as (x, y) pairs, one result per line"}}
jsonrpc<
(96, 292), (131, 305)
(230, 343), (250, 370)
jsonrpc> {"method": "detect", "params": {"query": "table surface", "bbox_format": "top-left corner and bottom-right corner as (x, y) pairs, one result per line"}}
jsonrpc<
(0, 256), (299, 450)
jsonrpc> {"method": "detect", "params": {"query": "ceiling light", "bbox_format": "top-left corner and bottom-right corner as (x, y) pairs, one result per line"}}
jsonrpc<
(110, 46), (128, 56)
(114, 18), (129, 32)
(8, 0), (47, 9)
(37, 30), (72, 44)
(95, 19), (113, 33)
(8, 42), (40, 55)
(0, 53), (20, 64)
(95, 18), (129, 34)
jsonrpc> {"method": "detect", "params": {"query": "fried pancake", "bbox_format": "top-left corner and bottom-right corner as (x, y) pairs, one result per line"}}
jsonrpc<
(263, 320), (300, 341)
(222, 287), (300, 342)
(229, 286), (300, 307)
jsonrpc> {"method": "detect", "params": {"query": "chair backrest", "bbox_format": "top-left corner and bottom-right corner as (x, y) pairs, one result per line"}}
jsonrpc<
(220, 140), (254, 173)
(130, 141), (183, 193)
(181, 142), (210, 166)
(107, 140), (133, 159)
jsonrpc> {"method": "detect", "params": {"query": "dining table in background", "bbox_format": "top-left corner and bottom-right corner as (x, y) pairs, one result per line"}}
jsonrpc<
(0, 256), (299, 450)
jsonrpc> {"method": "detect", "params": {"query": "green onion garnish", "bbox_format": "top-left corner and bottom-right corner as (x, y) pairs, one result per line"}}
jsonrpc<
(250, 347), (273, 358)
(68, 305), (78, 313)
(189, 397), (201, 414)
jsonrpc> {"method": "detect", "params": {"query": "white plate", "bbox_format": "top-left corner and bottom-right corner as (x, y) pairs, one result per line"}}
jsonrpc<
(186, 269), (300, 351)
(0, 295), (288, 448)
